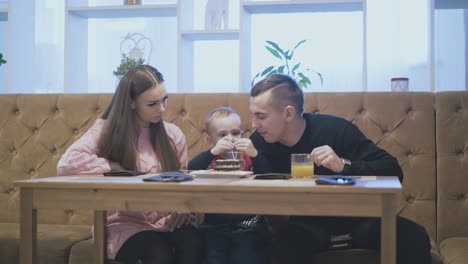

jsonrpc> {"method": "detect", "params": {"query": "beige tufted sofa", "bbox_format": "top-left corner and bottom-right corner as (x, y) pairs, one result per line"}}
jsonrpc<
(0, 92), (466, 264)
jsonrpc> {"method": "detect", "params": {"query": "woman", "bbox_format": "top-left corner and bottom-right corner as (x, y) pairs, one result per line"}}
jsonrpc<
(57, 65), (204, 264)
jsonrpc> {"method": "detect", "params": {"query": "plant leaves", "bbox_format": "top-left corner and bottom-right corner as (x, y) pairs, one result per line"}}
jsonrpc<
(251, 72), (262, 86)
(267, 70), (277, 77)
(297, 72), (311, 88)
(252, 39), (323, 89)
(261, 66), (275, 77)
(266, 41), (286, 58)
(285, 49), (290, 59)
(313, 71), (324, 86)
(291, 63), (300, 75)
(265, 46), (282, 60)
(290, 39), (306, 59)
(113, 53), (145, 77)
(293, 39), (307, 51)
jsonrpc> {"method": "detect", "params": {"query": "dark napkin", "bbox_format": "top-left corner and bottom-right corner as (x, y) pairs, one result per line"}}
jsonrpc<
(143, 171), (193, 183)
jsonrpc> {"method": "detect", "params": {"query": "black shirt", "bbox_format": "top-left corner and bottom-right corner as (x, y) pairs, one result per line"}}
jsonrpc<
(250, 113), (403, 182)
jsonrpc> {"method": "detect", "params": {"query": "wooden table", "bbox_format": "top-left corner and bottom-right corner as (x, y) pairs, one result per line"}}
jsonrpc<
(15, 175), (401, 264)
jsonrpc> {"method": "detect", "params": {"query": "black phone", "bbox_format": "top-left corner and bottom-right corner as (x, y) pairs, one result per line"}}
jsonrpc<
(103, 170), (144, 176)
(254, 173), (291, 180)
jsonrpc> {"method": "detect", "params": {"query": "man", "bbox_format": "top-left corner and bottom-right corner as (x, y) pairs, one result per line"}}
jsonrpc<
(249, 74), (431, 264)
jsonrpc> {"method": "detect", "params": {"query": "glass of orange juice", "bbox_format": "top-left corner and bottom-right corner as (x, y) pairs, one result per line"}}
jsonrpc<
(291, 154), (314, 178)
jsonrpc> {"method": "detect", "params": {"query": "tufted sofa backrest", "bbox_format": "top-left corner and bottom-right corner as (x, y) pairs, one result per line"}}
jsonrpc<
(303, 92), (436, 241)
(435, 92), (468, 244)
(0, 94), (112, 225)
(0, 93), (436, 242)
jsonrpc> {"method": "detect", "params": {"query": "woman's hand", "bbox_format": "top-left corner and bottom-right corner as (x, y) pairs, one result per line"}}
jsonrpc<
(109, 161), (124, 171)
(165, 213), (194, 232)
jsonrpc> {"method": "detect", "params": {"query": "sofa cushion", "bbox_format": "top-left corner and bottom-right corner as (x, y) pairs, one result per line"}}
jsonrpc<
(439, 237), (468, 264)
(435, 92), (468, 244)
(0, 222), (91, 264)
(69, 238), (93, 264)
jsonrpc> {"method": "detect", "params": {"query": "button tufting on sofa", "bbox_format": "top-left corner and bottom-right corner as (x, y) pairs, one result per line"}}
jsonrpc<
(4, 92), (468, 264)
(406, 195), (415, 203)
(3, 187), (13, 194)
(455, 193), (465, 200)
(65, 209), (75, 216)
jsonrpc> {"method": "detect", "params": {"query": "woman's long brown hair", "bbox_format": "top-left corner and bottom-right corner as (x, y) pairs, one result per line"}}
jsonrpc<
(98, 65), (180, 172)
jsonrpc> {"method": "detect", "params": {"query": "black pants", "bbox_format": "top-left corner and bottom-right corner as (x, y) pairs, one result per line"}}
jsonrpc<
(115, 225), (204, 264)
(275, 216), (431, 264)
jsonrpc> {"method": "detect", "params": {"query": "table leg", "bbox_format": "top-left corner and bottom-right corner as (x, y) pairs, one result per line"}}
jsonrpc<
(94, 210), (107, 264)
(20, 188), (36, 264)
(381, 193), (397, 264)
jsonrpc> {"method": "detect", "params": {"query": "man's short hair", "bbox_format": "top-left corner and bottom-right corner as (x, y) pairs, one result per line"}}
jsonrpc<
(205, 107), (242, 133)
(250, 74), (304, 115)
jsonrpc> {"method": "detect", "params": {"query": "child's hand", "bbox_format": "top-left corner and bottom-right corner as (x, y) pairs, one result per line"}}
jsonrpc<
(210, 136), (235, 156)
(234, 138), (258, 157)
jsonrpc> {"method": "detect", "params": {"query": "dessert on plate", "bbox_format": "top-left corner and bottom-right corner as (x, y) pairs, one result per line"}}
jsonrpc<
(213, 159), (241, 171)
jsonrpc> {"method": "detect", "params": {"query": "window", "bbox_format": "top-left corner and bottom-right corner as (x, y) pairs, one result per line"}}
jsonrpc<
(435, 1), (468, 91)
(4, 0), (466, 93)
(250, 11), (363, 92)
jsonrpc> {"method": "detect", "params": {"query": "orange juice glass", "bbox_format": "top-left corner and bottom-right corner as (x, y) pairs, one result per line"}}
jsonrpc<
(291, 154), (314, 178)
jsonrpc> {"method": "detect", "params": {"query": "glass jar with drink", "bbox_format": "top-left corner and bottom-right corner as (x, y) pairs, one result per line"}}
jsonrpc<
(291, 153), (314, 178)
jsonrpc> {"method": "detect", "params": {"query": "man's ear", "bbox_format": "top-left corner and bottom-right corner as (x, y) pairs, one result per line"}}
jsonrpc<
(283, 105), (296, 121)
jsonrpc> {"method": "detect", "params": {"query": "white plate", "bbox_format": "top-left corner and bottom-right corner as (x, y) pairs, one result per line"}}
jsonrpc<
(189, 170), (253, 178)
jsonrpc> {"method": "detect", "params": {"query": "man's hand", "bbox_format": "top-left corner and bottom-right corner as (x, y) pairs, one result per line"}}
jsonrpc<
(310, 145), (345, 173)
(210, 136), (235, 156)
(165, 213), (193, 232)
(234, 138), (258, 157)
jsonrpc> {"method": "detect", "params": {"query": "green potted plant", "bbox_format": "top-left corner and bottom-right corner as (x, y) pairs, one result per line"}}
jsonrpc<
(0, 52), (6, 67)
(113, 53), (145, 78)
(252, 40), (323, 89)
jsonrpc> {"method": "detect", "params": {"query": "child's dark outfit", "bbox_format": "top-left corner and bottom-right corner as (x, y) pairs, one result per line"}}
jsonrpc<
(188, 150), (267, 264)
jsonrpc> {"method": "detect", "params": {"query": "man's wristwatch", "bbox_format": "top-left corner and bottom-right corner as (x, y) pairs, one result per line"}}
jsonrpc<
(340, 158), (352, 174)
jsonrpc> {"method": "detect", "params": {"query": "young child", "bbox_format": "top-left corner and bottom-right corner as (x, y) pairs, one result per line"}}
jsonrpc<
(188, 107), (267, 264)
